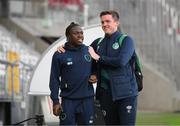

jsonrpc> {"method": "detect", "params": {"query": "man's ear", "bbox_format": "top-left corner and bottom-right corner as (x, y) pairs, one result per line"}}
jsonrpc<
(66, 37), (69, 41)
(116, 21), (120, 27)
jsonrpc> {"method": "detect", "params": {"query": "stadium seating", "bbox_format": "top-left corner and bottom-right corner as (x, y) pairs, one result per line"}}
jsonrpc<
(0, 25), (40, 101)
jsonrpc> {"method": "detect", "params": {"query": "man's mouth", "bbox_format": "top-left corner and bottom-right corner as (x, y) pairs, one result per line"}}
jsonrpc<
(78, 39), (83, 42)
(104, 27), (109, 30)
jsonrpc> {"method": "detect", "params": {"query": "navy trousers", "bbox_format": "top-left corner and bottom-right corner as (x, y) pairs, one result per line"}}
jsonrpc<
(99, 88), (137, 125)
(59, 97), (94, 125)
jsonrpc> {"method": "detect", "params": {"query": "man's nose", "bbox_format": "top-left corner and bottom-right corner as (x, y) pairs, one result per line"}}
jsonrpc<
(77, 33), (83, 37)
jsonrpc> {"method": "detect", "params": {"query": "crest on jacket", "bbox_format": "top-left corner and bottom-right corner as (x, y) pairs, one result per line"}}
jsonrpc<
(112, 42), (119, 50)
(84, 54), (91, 62)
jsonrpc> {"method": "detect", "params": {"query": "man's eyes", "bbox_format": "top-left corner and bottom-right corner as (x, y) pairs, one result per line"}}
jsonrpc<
(72, 32), (83, 34)
(101, 20), (111, 24)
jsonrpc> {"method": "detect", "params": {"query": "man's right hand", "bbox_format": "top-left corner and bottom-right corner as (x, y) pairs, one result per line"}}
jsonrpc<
(57, 44), (65, 53)
(88, 46), (100, 61)
(53, 104), (62, 116)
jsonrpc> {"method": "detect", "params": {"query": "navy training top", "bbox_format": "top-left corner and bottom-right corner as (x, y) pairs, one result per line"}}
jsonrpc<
(49, 42), (94, 105)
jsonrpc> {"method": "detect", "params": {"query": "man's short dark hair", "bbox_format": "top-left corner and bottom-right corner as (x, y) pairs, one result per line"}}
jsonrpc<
(100, 10), (119, 21)
(65, 22), (80, 37)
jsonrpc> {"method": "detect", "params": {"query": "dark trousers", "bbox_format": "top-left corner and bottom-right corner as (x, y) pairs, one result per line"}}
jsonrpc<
(99, 88), (137, 125)
(59, 97), (94, 125)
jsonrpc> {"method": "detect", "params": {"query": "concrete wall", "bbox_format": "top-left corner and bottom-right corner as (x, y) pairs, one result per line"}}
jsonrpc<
(0, 19), (49, 53)
(138, 63), (177, 112)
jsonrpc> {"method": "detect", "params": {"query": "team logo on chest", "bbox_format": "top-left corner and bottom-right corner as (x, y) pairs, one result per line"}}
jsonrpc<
(112, 42), (119, 50)
(66, 58), (73, 65)
(84, 54), (91, 62)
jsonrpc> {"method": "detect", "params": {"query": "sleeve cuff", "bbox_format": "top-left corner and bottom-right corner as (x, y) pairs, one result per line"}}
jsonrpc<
(53, 100), (60, 106)
(99, 56), (104, 63)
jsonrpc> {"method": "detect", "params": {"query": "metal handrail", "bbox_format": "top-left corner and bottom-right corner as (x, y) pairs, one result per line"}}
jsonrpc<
(0, 59), (18, 67)
(12, 114), (44, 126)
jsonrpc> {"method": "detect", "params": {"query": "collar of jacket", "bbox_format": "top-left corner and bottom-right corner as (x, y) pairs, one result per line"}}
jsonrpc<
(64, 42), (85, 51)
(104, 31), (121, 39)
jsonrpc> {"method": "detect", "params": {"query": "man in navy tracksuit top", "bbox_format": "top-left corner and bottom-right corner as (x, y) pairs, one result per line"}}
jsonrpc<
(49, 22), (95, 125)
(89, 11), (138, 125)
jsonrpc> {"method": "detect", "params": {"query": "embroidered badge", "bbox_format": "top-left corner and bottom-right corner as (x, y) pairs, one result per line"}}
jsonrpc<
(60, 112), (66, 120)
(112, 42), (119, 50)
(66, 58), (73, 65)
(67, 62), (73, 65)
(89, 116), (94, 124)
(67, 58), (72, 61)
(126, 105), (132, 113)
(84, 54), (92, 62)
(102, 110), (106, 117)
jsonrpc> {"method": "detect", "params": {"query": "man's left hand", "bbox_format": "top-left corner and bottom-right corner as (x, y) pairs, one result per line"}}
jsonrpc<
(89, 75), (98, 83)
